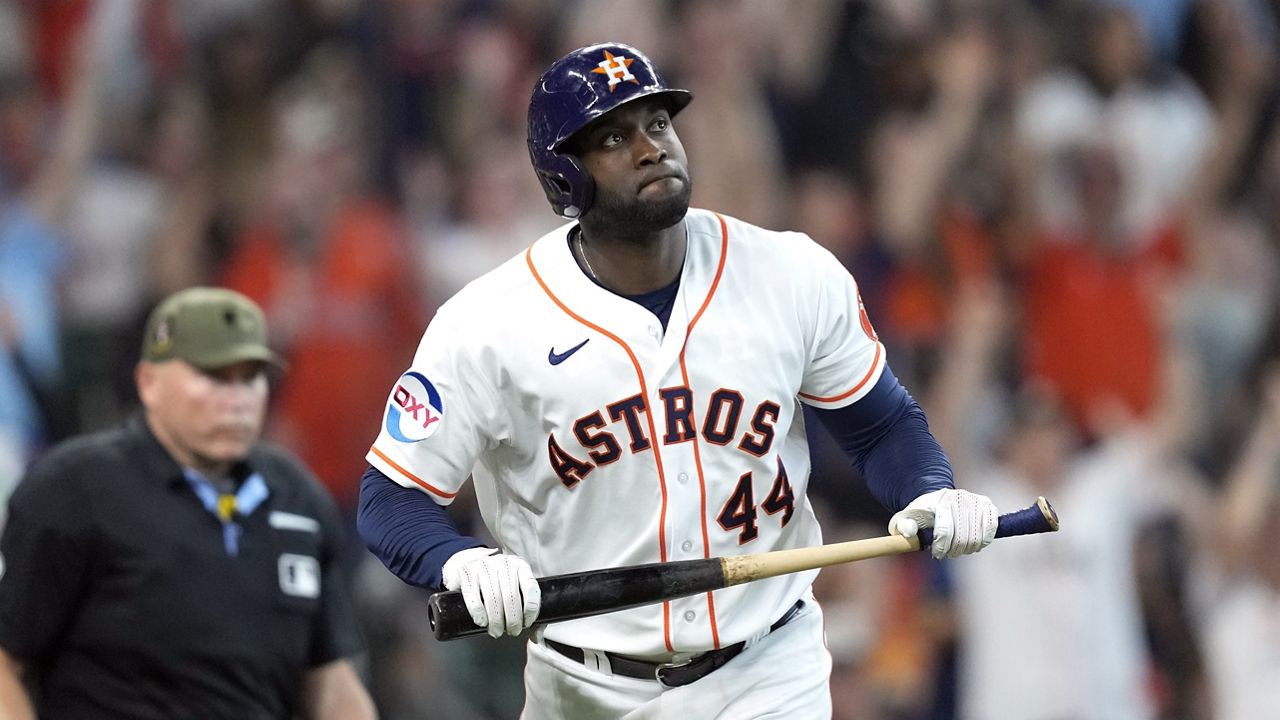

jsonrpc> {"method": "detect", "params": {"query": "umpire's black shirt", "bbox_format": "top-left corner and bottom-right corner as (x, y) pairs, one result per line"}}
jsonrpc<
(0, 416), (365, 719)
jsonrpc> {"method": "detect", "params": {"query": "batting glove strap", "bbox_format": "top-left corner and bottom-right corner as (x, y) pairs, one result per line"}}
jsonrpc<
(442, 547), (543, 638)
(888, 488), (998, 559)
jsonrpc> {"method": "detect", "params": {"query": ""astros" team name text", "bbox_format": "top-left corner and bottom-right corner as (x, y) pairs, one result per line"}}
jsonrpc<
(547, 387), (781, 488)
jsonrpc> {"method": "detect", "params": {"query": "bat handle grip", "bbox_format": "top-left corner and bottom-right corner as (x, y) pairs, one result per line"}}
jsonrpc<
(918, 495), (1059, 548)
(429, 591), (483, 641)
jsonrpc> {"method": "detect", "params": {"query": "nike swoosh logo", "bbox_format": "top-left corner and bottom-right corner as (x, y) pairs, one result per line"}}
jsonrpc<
(548, 339), (590, 365)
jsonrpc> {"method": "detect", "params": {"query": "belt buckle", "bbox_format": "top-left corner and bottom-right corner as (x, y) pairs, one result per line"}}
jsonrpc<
(654, 654), (700, 688)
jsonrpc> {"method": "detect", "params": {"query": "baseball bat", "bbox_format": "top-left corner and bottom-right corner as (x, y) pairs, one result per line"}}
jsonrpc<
(428, 496), (1059, 641)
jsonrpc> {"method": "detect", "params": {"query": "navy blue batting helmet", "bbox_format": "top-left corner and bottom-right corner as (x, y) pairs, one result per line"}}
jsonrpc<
(528, 42), (692, 218)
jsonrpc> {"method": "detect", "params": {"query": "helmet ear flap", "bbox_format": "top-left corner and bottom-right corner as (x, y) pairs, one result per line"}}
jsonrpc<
(530, 150), (594, 219)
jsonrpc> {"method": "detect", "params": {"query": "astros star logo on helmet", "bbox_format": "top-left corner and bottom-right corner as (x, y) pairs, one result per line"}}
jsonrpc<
(592, 50), (637, 90)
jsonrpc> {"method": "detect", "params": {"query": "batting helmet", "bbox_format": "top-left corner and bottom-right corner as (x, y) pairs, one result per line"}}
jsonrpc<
(528, 42), (692, 218)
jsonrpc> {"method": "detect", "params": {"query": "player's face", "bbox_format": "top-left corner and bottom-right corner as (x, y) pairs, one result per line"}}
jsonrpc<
(571, 97), (691, 231)
(137, 359), (269, 476)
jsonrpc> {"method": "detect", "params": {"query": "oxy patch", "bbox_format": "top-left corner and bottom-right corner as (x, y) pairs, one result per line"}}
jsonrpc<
(384, 371), (444, 442)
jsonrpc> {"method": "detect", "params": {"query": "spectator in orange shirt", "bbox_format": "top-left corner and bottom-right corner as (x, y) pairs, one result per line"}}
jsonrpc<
(221, 48), (424, 517)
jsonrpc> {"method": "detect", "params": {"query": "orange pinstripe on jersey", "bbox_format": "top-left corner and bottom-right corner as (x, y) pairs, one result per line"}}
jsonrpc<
(525, 213), (728, 653)
(797, 341), (884, 404)
(526, 247), (674, 650)
(369, 445), (461, 499)
(676, 212), (729, 649)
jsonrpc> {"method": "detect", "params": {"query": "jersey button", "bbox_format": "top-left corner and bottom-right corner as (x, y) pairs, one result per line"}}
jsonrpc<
(680, 540), (693, 552)
(677, 472), (689, 484)
(683, 610), (696, 622)
(648, 325), (659, 337)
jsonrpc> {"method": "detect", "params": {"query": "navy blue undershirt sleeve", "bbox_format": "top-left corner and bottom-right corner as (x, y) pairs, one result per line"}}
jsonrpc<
(356, 466), (484, 590)
(810, 364), (954, 512)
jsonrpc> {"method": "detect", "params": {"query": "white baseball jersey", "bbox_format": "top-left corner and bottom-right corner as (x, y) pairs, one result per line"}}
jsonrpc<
(367, 208), (885, 658)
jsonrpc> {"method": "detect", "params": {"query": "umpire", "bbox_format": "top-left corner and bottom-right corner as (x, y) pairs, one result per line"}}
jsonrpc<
(0, 287), (376, 719)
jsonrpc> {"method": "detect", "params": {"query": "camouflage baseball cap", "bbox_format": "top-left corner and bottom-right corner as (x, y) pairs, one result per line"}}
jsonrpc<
(141, 287), (285, 371)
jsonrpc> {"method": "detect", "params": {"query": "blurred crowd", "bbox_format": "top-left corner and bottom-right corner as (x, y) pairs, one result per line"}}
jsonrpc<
(1, 0), (1279, 718)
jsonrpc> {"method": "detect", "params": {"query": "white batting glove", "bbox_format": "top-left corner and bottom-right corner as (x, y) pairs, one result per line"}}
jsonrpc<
(442, 547), (542, 638)
(888, 488), (998, 559)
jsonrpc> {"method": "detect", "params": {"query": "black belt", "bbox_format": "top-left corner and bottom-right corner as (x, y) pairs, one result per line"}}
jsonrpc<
(542, 598), (805, 688)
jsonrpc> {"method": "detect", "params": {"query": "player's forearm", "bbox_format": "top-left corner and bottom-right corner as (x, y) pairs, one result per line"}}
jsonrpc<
(811, 366), (954, 511)
(0, 649), (35, 720)
(857, 403), (955, 510)
(356, 466), (484, 590)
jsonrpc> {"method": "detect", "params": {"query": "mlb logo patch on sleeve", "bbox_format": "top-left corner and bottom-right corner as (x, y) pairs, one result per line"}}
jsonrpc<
(384, 371), (445, 443)
(278, 553), (320, 598)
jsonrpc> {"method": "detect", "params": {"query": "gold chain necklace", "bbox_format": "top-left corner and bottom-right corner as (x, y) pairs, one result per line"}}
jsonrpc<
(576, 229), (600, 283)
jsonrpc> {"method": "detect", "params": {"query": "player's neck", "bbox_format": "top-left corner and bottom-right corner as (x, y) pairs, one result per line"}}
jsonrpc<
(574, 222), (685, 295)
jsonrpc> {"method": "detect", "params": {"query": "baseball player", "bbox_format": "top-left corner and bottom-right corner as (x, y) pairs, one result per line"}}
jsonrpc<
(358, 42), (999, 718)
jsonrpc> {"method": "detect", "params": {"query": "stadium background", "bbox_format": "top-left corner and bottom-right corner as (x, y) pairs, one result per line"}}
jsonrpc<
(1, 0), (1278, 717)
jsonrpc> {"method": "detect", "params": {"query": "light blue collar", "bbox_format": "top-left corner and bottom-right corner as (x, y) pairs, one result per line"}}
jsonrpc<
(182, 469), (269, 556)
